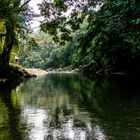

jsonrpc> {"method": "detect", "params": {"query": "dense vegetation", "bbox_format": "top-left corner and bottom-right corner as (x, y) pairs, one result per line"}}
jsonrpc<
(0, 0), (140, 78)
(37, 0), (140, 74)
(19, 32), (58, 69)
(0, 0), (35, 81)
(0, 0), (32, 65)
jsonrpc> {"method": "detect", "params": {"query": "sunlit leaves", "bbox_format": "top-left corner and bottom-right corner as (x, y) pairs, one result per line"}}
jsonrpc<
(0, 0), (33, 64)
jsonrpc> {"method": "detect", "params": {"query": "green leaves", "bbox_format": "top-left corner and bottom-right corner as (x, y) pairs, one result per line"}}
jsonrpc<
(38, 0), (140, 72)
(0, 0), (33, 64)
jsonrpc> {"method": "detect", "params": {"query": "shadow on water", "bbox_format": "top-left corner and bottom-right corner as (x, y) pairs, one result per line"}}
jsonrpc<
(0, 72), (140, 140)
(0, 83), (25, 140)
(92, 75), (140, 140)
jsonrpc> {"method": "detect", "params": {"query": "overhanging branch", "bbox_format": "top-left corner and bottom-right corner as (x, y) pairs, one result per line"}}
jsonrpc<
(18, 0), (31, 12)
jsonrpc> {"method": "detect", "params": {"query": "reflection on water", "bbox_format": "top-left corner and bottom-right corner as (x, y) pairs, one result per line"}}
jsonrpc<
(0, 72), (140, 140)
(23, 108), (47, 140)
(18, 73), (105, 140)
(0, 88), (25, 140)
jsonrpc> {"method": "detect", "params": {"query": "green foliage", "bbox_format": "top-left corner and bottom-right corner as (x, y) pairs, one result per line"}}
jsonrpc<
(39, 0), (140, 73)
(19, 32), (57, 68)
(0, 0), (32, 64)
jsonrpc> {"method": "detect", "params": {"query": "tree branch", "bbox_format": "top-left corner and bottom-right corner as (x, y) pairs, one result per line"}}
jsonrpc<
(18, 0), (31, 12)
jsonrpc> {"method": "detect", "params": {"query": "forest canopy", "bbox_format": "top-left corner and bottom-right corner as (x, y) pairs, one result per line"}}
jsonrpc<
(0, 0), (140, 76)
(37, 0), (140, 74)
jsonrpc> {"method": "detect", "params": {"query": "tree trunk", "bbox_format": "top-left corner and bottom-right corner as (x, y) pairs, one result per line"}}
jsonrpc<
(0, 23), (14, 65)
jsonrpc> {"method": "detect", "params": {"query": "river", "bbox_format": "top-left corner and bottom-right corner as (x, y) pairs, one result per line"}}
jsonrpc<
(0, 72), (140, 140)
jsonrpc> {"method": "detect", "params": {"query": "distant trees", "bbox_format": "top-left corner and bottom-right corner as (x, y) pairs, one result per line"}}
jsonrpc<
(19, 32), (57, 68)
(19, 31), (75, 69)
(0, 0), (32, 65)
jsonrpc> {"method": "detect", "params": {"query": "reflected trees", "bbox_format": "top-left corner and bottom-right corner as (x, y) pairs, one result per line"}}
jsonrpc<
(0, 86), (25, 140)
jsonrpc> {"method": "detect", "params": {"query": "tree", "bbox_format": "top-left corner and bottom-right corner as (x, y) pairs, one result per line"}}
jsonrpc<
(39, 0), (140, 73)
(0, 0), (32, 65)
(39, 0), (103, 43)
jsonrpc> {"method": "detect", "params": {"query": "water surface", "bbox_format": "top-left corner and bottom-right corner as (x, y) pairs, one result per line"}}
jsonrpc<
(0, 72), (140, 140)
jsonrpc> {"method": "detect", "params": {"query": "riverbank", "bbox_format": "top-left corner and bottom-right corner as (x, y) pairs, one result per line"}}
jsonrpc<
(0, 65), (47, 84)
(0, 65), (48, 88)
(25, 68), (47, 77)
(0, 64), (36, 88)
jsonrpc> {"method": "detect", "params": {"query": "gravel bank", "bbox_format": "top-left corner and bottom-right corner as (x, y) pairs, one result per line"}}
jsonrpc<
(25, 68), (47, 77)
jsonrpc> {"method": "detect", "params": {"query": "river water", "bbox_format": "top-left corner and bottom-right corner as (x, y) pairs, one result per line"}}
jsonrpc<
(0, 72), (140, 140)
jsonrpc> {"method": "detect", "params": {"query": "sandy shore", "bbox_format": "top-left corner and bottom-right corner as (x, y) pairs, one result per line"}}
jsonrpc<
(25, 68), (47, 77)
